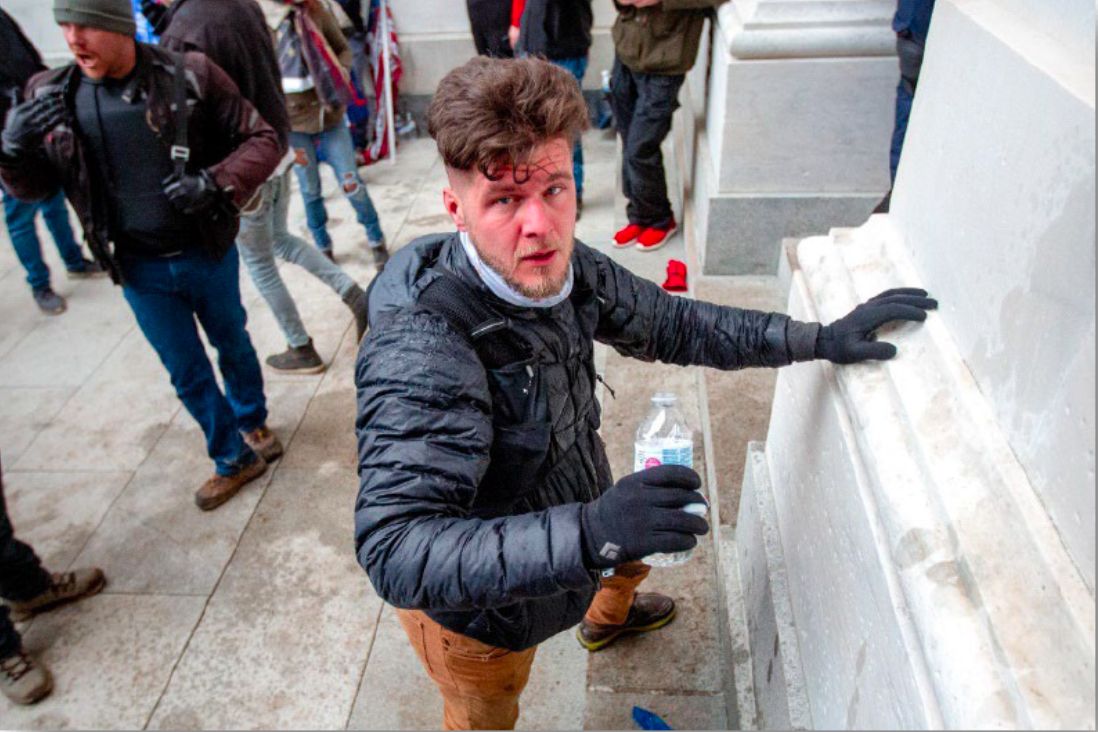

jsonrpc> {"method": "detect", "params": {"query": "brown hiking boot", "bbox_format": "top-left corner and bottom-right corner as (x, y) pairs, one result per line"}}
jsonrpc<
(7, 568), (107, 622)
(242, 425), (284, 462)
(576, 592), (676, 652)
(194, 457), (267, 511)
(0, 650), (52, 705)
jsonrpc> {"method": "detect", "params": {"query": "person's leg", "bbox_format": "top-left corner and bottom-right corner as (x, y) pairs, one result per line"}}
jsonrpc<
(289, 132), (334, 253)
(890, 34), (924, 183)
(584, 561), (651, 626)
(609, 58), (639, 219)
(577, 561), (675, 651)
(183, 248), (269, 436)
(3, 192), (52, 293)
(269, 169), (358, 298)
(552, 56), (589, 201)
(0, 467), (51, 607)
(396, 609), (537, 730)
(624, 71), (684, 229)
(237, 179), (313, 349)
(120, 255), (256, 476)
(37, 190), (86, 271)
(317, 124), (386, 245)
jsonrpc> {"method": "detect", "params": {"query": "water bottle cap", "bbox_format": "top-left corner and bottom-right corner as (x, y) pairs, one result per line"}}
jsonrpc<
(651, 392), (678, 406)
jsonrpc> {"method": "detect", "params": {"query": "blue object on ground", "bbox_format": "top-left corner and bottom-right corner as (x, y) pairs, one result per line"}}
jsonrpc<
(633, 706), (673, 730)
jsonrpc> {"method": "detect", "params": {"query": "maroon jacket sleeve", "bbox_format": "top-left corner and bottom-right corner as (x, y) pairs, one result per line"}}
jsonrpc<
(189, 52), (283, 207)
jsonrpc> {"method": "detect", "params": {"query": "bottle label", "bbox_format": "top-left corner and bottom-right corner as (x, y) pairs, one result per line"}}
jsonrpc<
(634, 441), (693, 472)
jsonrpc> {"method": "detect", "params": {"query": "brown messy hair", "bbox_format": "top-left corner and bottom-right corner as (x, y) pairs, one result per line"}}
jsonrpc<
(427, 56), (590, 181)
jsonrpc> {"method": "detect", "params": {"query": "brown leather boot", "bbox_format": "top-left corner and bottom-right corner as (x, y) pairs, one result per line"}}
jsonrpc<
(0, 650), (52, 705)
(242, 425), (284, 462)
(7, 568), (107, 622)
(576, 592), (676, 652)
(195, 457), (267, 511)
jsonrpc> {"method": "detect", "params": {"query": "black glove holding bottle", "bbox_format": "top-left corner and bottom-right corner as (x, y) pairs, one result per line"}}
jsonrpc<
(815, 288), (938, 364)
(1, 92), (66, 160)
(162, 169), (223, 216)
(580, 465), (709, 569)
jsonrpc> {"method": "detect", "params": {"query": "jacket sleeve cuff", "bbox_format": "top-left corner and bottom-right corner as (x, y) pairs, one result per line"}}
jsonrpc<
(786, 320), (821, 362)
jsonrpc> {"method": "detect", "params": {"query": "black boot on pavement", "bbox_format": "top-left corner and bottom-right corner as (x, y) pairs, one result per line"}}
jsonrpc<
(32, 288), (66, 315)
(265, 339), (325, 374)
(7, 568), (107, 622)
(342, 285), (370, 343)
(576, 592), (676, 652)
(369, 242), (389, 272)
(66, 258), (107, 279)
(0, 649), (52, 705)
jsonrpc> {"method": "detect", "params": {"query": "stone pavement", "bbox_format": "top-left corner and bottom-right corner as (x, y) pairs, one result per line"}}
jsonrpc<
(0, 129), (778, 729)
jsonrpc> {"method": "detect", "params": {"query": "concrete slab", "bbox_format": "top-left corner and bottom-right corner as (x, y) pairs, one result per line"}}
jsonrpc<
(347, 605), (440, 731)
(70, 380), (312, 595)
(582, 690), (727, 730)
(0, 594), (206, 730)
(2, 470), (131, 572)
(147, 592), (382, 731)
(280, 332), (359, 471)
(214, 465), (366, 602)
(0, 387), (75, 465)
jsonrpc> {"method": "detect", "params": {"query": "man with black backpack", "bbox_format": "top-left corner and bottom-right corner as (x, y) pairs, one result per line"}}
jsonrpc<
(0, 0), (283, 511)
(354, 56), (937, 729)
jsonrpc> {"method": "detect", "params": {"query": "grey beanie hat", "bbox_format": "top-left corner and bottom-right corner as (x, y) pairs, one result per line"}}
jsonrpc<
(53, 0), (137, 36)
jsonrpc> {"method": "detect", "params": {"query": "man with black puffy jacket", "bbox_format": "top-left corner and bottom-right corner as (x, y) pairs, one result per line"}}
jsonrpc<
(354, 57), (937, 730)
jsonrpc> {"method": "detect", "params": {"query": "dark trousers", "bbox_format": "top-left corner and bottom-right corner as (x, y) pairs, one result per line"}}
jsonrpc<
(889, 34), (925, 182)
(466, 0), (513, 58)
(119, 247), (265, 476)
(609, 58), (684, 229)
(0, 459), (52, 659)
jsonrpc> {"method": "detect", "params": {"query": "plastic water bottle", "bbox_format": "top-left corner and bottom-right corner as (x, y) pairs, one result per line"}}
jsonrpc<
(633, 392), (707, 567)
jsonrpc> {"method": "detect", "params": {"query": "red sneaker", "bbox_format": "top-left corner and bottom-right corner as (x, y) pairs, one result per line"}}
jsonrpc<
(612, 224), (643, 248)
(637, 220), (677, 252)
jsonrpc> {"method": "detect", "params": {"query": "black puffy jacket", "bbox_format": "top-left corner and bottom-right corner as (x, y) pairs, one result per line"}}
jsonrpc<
(354, 233), (816, 651)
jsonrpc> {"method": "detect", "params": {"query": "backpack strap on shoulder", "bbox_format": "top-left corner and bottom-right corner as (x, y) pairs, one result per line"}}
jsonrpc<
(169, 52), (189, 177)
(417, 271), (532, 370)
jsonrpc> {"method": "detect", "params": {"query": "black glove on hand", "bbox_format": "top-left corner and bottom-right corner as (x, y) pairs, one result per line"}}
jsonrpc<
(815, 287), (938, 364)
(580, 464), (709, 569)
(162, 169), (221, 215)
(1, 92), (66, 160)
(140, 0), (170, 34)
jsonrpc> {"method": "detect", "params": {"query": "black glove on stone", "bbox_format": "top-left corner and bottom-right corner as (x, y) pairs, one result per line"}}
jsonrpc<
(1, 93), (66, 160)
(163, 169), (221, 216)
(140, 0), (170, 34)
(580, 464), (710, 569)
(815, 288), (938, 364)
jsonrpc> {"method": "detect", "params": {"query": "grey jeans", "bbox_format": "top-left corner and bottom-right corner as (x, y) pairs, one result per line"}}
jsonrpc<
(237, 169), (357, 348)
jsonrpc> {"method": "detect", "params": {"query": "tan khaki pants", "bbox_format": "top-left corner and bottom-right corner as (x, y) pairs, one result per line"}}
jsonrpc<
(396, 561), (650, 730)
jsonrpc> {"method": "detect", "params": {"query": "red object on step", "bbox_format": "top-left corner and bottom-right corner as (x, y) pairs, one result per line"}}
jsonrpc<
(662, 259), (688, 292)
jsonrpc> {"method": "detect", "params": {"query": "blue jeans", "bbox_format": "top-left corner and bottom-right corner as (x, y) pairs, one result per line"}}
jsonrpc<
(290, 125), (385, 251)
(119, 247), (265, 476)
(552, 56), (588, 198)
(3, 189), (86, 293)
(238, 169), (358, 348)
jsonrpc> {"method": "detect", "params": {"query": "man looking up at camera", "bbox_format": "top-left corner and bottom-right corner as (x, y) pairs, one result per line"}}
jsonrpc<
(354, 56), (936, 730)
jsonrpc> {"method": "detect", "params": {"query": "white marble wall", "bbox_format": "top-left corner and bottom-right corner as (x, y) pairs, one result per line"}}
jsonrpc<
(735, 0), (1096, 726)
(693, 0), (898, 275)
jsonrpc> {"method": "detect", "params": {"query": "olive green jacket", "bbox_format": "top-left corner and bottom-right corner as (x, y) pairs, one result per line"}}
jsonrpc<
(612, 0), (726, 75)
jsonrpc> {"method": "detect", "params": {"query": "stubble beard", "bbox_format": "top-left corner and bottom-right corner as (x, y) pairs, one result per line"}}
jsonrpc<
(476, 238), (573, 300)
